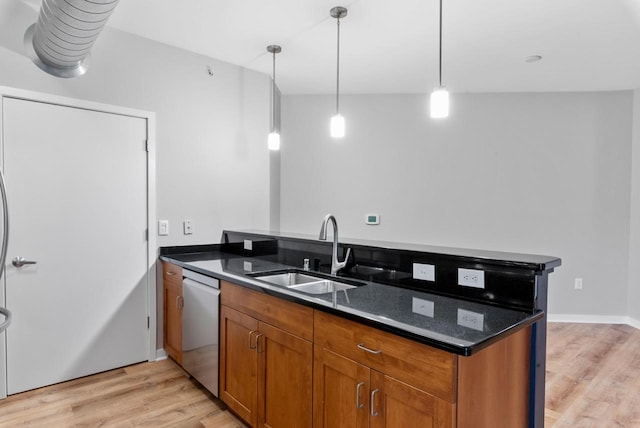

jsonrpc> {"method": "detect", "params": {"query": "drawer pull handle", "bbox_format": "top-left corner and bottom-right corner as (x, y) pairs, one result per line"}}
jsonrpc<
(176, 296), (183, 310)
(249, 330), (258, 350)
(370, 388), (380, 417)
(357, 343), (382, 354)
(356, 381), (365, 409)
(255, 333), (264, 353)
(166, 271), (177, 276)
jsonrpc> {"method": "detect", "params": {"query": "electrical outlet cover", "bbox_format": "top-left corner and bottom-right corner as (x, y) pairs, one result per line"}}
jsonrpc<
(458, 268), (485, 288)
(412, 263), (435, 281)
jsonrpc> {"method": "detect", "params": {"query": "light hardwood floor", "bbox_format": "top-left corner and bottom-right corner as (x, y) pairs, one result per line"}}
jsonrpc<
(0, 358), (245, 427)
(0, 322), (638, 427)
(545, 322), (640, 427)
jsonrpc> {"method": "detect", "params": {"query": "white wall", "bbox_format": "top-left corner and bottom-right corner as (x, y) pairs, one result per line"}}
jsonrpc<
(281, 92), (634, 318)
(0, 2), (273, 246)
(629, 90), (640, 325)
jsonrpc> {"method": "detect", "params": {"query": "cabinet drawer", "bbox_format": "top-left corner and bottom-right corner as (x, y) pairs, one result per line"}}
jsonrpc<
(221, 281), (314, 341)
(314, 310), (456, 402)
(162, 261), (182, 285)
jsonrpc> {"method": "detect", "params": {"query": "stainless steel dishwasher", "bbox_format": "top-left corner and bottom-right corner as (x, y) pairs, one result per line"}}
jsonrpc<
(182, 269), (220, 396)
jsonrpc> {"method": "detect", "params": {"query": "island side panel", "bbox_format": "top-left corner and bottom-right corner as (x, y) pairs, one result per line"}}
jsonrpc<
(457, 326), (531, 428)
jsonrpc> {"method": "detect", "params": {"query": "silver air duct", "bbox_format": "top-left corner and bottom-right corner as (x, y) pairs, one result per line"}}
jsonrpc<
(24, 0), (120, 78)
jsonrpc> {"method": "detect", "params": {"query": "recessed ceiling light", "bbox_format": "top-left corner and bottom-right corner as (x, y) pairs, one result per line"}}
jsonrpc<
(525, 55), (542, 63)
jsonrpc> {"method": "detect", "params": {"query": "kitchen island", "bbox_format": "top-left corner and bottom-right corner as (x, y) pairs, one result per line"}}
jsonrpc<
(160, 230), (560, 428)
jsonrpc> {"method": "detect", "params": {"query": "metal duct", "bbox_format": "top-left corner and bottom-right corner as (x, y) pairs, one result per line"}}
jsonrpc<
(25, 0), (120, 78)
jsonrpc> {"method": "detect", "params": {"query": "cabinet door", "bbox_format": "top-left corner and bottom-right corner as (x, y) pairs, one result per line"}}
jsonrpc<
(369, 371), (455, 428)
(314, 346), (370, 428)
(220, 305), (259, 427)
(257, 322), (313, 428)
(163, 272), (182, 364)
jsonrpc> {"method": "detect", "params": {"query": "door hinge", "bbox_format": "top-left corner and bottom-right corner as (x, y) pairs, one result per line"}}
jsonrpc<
(147, 316), (150, 329)
(144, 139), (149, 152)
(144, 228), (148, 241)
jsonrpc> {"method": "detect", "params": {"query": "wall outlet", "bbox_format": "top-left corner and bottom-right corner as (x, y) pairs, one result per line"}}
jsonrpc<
(574, 278), (583, 290)
(183, 220), (193, 235)
(158, 220), (169, 236)
(244, 239), (253, 251)
(457, 308), (484, 331)
(412, 297), (435, 317)
(412, 263), (435, 281)
(458, 268), (485, 289)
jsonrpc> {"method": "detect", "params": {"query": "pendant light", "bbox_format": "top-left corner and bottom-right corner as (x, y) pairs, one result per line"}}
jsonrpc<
(267, 45), (282, 150)
(430, 0), (449, 118)
(330, 6), (347, 138)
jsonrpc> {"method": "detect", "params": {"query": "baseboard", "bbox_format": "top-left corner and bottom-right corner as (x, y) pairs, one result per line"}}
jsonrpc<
(154, 349), (168, 361)
(548, 314), (640, 329)
(628, 317), (640, 329)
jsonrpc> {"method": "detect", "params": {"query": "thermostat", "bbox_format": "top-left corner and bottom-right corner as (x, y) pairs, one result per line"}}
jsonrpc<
(365, 213), (380, 225)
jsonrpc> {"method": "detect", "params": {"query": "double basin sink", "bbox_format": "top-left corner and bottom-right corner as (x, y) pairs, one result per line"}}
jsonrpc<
(249, 269), (365, 295)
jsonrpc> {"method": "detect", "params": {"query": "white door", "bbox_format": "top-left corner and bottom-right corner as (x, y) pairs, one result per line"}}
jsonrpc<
(2, 97), (149, 394)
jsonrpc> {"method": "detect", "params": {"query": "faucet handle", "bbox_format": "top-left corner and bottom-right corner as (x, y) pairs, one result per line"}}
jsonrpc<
(335, 247), (352, 272)
(344, 248), (352, 264)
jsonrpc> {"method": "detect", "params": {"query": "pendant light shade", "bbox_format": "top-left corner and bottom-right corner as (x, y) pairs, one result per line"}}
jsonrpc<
(267, 44), (282, 150)
(430, 87), (449, 118)
(330, 6), (348, 138)
(330, 114), (345, 138)
(267, 132), (280, 151)
(430, 0), (449, 118)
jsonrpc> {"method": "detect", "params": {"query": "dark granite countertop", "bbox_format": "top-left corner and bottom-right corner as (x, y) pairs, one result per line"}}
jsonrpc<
(160, 246), (544, 356)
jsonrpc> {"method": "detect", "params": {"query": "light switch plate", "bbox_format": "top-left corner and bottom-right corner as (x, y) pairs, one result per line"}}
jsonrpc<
(413, 263), (435, 281)
(158, 220), (169, 236)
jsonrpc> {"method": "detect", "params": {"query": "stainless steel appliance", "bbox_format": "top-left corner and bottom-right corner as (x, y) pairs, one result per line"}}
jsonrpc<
(182, 269), (220, 396)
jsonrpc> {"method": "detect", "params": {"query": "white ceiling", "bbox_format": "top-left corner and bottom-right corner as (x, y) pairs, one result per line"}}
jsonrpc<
(104, 0), (640, 94)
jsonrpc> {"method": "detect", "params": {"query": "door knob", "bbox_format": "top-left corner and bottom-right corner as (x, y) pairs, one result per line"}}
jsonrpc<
(12, 257), (37, 268)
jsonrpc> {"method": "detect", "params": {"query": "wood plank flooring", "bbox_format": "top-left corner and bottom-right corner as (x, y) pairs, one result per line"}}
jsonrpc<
(545, 322), (640, 427)
(0, 359), (246, 427)
(0, 322), (637, 427)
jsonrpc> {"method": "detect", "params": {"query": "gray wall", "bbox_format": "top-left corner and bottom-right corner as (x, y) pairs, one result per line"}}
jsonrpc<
(0, 3), (274, 348)
(280, 92), (635, 319)
(629, 90), (640, 322)
(0, 2), (274, 246)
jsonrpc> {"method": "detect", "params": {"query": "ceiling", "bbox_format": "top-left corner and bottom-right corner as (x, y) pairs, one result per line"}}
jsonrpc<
(50, 0), (640, 94)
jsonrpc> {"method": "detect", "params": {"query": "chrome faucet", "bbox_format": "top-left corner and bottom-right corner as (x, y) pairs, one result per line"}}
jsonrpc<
(319, 214), (351, 275)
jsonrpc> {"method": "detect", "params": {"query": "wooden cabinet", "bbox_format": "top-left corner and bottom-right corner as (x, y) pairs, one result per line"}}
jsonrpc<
(220, 281), (314, 428)
(218, 278), (530, 428)
(220, 305), (258, 424)
(162, 261), (182, 364)
(314, 311), (455, 428)
(314, 310), (530, 428)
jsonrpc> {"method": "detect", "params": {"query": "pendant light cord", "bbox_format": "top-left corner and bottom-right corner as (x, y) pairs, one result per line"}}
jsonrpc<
(271, 50), (276, 131)
(336, 17), (341, 114)
(438, 0), (443, 87)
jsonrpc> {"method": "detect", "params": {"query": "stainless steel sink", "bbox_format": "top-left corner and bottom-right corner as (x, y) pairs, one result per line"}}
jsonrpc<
(250, 270), (362, 295)
(254, 272), (326, 287)
(287, 280), (356, 294)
